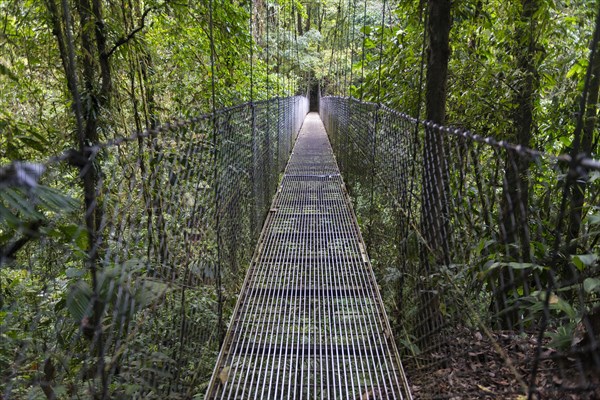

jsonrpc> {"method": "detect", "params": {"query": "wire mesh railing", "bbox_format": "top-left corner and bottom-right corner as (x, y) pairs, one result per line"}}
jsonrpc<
(321, 96), (600, 399)
(205, 113), (412, 400)
(0, 96), (308, 399)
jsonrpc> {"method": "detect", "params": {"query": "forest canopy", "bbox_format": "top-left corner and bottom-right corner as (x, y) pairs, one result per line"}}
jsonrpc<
(1, 0), (597, 157)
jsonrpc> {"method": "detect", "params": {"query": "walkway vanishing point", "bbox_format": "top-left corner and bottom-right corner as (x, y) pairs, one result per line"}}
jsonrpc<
(206, 113), (413, 399)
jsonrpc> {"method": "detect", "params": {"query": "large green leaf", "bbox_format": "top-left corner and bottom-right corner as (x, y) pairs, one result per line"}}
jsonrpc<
(583, 277), (600, 294)
(66, 280), (93, 322)
(571, 254), (598, 271)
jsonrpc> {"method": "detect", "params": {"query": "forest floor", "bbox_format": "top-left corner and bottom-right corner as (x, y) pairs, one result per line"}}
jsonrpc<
(406, 326), (600, 399)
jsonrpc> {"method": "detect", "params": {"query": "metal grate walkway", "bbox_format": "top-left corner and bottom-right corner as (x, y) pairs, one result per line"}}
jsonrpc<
(206, 113), (412, 399)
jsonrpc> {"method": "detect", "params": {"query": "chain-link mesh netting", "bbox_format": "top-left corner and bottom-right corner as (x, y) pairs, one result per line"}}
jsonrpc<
(205, 113), (412, 400)
(0, 96), (308, 399)
(321, 96), (600, 399)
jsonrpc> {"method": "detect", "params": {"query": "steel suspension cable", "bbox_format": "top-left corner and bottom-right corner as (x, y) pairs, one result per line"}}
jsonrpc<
(208, 0), (223, 343)
(266, 2), (270, 99)
(359, 0), (368, 101)
(366, 0), (387, 247)
(250, 0), (254, 103)
(277, 2), (281, 97)
(289, 3), (293, 95)
(326, 10), (335, 92)
(405, 4), (429, 221)
(293, 2), (302, 95)
(327, 0), (344, 96)
(335, 1), (345, 95)
(348, 0), (358, 97)
(414, 4), (428, 129)
(375, 0), (387, 105)
(342, 0), (353, 96)
(250, 0), (260, 237)
(291, 2), (297, 96)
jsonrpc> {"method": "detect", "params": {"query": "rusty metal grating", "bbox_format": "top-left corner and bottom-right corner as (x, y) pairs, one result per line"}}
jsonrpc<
(206, 113), (412, 399)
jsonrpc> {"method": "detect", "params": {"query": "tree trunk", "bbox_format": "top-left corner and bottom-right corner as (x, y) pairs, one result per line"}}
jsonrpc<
(422, 0), (451, 260)
(417, 0), (452, 348)
(297, 7), (303, 36)
(45, 0), (84, 136)
(318, 3), (325, 32)
(503, 0), (537, 256)
(46, 0), (113, 393)
(497, 0), (539, 329)
(424, 0), (451, 125)
(92, 0), (112, 105)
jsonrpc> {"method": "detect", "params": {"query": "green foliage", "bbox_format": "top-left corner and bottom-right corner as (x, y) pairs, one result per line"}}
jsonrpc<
(2, 0), (600, 395)
(66, 259), (168, 323)
(546, 322), (577, 350)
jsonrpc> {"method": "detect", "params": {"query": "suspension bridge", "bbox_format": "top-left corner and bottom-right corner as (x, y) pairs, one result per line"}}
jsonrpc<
(205, 112), (411, 399)
(2, 0), (600, 398)
(2, 93), (599, 399)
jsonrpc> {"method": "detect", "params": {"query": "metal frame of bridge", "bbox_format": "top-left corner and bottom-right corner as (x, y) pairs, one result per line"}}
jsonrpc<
(206, 113), (412, 399)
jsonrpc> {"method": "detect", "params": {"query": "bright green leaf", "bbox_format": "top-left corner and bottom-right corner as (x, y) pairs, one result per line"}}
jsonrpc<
(583, 278), (600, 293)
(571, 254), (598, 271)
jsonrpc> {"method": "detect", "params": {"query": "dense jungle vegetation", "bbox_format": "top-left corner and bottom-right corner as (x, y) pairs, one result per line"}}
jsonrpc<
(1, 0), (600, 398)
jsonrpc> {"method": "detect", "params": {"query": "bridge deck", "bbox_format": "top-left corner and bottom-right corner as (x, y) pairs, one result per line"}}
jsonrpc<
(206, 113), (412, 399)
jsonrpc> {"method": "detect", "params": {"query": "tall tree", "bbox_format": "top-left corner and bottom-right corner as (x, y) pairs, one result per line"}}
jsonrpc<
(501, 0), (539, 257)
(418, 0), (452, 344)
(496, 0), (541, 329)
(44, 0), (125, 391)
(421, 0), (451, 264)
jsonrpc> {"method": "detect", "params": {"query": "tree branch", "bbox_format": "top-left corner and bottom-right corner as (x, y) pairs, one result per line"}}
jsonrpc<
(105, 6), (155, 58)
(0, 220), (43, 262)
